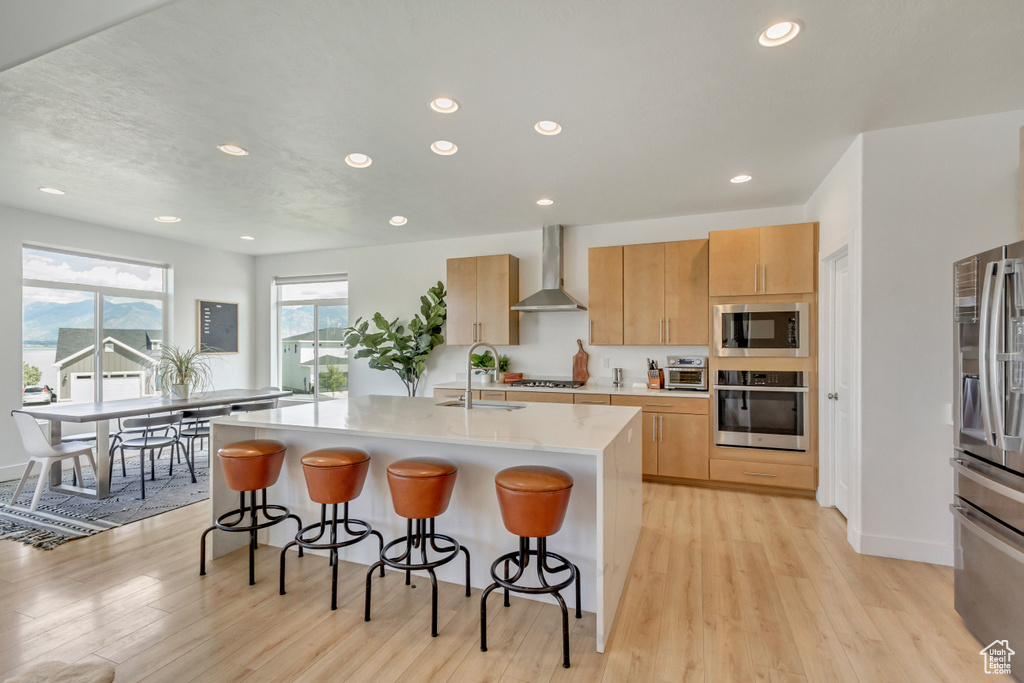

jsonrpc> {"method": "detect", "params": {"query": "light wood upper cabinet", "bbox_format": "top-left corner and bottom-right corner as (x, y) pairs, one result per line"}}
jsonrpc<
(588, 246), (624, 345)
(445, 254), (519, 346)
(664, 239), (709, 345)
(623, 243), (666, 345)
(709, 223), (817, 296)
(708, 226), (760, 296)
(759, 223), (816, 295)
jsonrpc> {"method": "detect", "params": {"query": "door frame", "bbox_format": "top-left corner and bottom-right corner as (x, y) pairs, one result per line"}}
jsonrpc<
(818, 244), (859, 517)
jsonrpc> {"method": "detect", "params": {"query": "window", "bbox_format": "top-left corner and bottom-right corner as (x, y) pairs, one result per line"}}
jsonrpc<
(275, 274), (348, 399)
(22, 247), (169, 406)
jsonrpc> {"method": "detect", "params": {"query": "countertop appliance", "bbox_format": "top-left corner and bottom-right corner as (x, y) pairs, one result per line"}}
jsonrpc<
(953, 243), (1024, 677)
(713, 370), (808, 451)
(507, 379), (585, 389)
(664, 356), (708, 391)
(713, 302), (809, 357)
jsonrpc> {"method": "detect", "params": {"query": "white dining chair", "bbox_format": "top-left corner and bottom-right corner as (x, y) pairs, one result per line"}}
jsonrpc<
(10, 412), (97, 511)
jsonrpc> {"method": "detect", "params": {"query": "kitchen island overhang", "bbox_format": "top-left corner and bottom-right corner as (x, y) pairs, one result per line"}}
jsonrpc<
(208, 395), (642, 652)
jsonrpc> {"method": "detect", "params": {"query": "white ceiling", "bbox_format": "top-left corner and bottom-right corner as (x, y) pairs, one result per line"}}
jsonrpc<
(0, 0), (1022, 255)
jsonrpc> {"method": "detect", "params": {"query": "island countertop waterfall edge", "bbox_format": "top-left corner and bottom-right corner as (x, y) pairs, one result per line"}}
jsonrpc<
(208, 395), (643, 652)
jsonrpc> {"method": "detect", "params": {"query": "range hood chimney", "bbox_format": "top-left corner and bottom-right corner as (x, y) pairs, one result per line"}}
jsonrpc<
(511, 225), (587, 312)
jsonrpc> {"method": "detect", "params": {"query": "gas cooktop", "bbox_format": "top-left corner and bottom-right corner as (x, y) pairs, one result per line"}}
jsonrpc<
(507, 379), (585, 389)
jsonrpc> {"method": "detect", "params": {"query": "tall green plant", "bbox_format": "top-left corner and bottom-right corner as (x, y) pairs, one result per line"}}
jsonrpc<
(157, 344), (214, 394)
(341, 282), (446, 397)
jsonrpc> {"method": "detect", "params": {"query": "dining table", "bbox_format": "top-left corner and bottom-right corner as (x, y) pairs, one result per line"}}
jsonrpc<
(12, 388), (292, 500)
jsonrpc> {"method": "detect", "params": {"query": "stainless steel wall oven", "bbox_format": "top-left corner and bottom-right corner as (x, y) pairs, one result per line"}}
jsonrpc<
(713, 370), (809, 451)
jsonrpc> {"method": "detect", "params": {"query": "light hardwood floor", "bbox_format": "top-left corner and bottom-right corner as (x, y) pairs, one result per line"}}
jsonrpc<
(0, 484), (1002, 682)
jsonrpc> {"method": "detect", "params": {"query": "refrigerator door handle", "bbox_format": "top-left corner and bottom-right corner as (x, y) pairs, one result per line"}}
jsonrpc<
(951, 502), (1024, 565)
(990, 259), (1009, 450)
(978, 260), (997, 446)
(951, 456), (1024, 505)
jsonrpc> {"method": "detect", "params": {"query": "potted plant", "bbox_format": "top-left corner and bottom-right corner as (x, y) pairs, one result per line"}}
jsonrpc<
(157, 344), (214, 400)
(471, 351), (510, 384)
(341, 282), (446, 397)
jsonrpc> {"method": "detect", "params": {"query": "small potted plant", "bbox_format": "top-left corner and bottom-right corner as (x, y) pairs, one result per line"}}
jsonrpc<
(471, 351), (510, 385)
(157, 344), (213, 400)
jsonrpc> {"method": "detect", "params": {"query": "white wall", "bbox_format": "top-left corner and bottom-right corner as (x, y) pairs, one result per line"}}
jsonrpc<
(1, 205), (256, 475)
(253, 205), (806, 397)
(858, 109), (1024, 564)
(804, 136), (864, 549)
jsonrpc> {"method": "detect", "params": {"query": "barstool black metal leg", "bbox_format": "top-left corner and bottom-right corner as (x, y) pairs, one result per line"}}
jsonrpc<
(199, 524), (214, 575)
(331, 548), (339, 610)
(370, 529), (385, 577)
(480, 582), (498, 651)
(249, 490), (258, 585)
(365, 561), (385, 621)
(574, 564), (582, 619)
(279, 539), (299, 595)
(503, 558), (510, 606)
(461, 545), (472, 597)
(554, 591), (570, 668)
(428, 567), (438, 637)
(137, 448), (145, 499)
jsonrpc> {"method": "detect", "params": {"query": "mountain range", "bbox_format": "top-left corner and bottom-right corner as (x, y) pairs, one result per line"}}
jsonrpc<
(23, 300), (163, 344)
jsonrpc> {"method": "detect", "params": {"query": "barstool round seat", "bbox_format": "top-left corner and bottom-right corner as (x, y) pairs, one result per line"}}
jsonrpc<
(386, 457), (458, 519)
(495, 466), (574, 538)
(301, 447), (370, 505)
(218, 439), (287, 492)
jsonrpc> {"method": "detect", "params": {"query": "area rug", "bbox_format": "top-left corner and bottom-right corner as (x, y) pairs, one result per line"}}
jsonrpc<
(0, 449), (210, 549)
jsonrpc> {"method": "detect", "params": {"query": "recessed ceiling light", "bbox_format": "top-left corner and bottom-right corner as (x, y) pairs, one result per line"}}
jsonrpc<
(431, 140), (458, 155)
(345, 153), (372, 168)
(536, 198), (554, 206)
(39, 187), (65, 195)
(389, 216), (408, 226)
(218, 143), (249, 156)
(534, 120), (562, 135)
(758, 20), (801, 47)
(730, 175), (752, 184)
(154, 216), (181, 223)
(430, 97), (459, 113)
(240, 235), (256, 240)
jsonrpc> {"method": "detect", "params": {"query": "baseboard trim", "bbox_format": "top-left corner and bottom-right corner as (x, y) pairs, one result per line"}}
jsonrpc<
(850, 526), (953, 566)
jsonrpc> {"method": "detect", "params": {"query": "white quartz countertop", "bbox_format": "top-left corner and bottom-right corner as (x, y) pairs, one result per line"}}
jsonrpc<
(433, 380), (710, 400)
(213, 395), (641, 456)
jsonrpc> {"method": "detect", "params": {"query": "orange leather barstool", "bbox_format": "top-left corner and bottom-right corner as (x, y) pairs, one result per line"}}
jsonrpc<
(279, 448), (384, 610)
(364, 457), (471, 637)
(481, 466), (581, 669)
(199, 439), (303, 586)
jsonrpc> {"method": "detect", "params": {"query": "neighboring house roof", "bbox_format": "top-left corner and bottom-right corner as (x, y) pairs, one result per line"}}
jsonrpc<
(300, 354), (348, 366)
(283, 327), (348, 342)
(54, 328), (161, 368)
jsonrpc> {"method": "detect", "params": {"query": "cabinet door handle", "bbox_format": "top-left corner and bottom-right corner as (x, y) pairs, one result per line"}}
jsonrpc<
(590, 319), (594, 344)
(644, 403), (672, 407)
(579, 400), (606, 405)
(651, 415), (657, 442)
(659, 318), (664, 344)
(477, 322), (482, 340)
(743, 472), (777, 477)
(659, 414), (664, 442)
(666, 319), (670, 343)
(762, 263), (767, 292)
(754, 264), (759, 293)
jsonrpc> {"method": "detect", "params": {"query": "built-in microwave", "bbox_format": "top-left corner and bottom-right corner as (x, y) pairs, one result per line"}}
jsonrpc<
(713, 302), (809, 357)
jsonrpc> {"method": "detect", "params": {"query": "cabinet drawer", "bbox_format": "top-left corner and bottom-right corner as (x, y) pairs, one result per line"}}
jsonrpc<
(514, 391), (574, 404)
(433, 388), (479, 399)
(479, 390), (506, 401)
(574, 394), (611, 405)
(709, 459), (815, 491)
(611, 395), (708, 414)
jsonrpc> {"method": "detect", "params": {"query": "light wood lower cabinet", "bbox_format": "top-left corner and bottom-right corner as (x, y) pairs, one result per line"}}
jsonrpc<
(434, 388), (477, 400)
(708, 459), (816, 491)
(612, 395), (708, 480)
(574, 394), (610, 405)
(513, 391), (574, 404)
(479, 390), (506, 401)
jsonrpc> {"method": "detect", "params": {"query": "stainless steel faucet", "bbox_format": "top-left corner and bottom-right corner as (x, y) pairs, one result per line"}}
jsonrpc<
(466, 341), (500, 409)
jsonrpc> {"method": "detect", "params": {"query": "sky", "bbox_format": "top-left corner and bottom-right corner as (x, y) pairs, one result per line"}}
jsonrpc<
(22, 248), (164, 303)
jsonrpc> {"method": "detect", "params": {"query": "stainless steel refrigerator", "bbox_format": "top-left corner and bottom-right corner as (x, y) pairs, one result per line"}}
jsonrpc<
(954, 242), (1024, 680)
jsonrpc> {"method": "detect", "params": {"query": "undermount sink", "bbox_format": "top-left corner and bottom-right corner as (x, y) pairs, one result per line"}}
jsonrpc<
(436, 400), (526, 410)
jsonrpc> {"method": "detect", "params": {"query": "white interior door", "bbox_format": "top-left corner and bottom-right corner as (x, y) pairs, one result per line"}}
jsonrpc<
(832, 253), (852, 517)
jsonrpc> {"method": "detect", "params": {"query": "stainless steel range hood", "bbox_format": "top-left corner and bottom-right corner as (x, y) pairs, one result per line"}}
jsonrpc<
(511, 225), (587, 312)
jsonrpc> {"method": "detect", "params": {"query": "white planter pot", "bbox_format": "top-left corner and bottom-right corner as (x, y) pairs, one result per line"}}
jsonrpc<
(481, 374), (493, 385)
(170, 384), (190, 400)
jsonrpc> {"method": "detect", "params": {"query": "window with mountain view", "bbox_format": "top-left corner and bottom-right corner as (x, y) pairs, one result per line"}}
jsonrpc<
(22, 247), (168, 410)
(276, 275), (348, 400)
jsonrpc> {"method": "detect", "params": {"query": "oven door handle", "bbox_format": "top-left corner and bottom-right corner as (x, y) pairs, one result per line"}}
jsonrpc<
(951, 455), (1024, 505)
(713, 385), (809, 393)
(951, 502), (1024, 565)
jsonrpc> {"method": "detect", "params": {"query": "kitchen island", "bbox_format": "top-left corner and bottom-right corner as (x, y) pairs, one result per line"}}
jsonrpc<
(208, 394), (642, 652)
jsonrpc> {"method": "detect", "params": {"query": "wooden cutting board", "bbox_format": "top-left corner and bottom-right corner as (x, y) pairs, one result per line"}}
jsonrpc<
(572, 339), (589, 383)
